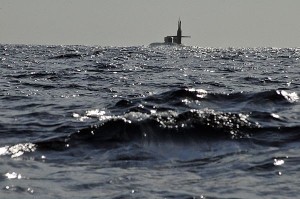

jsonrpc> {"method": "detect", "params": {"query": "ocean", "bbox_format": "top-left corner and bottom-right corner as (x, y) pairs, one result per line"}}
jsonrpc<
(0, 44), (299, 198)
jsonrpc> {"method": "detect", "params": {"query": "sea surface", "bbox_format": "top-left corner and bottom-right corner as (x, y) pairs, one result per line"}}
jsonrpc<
(0, 44), (299, 199)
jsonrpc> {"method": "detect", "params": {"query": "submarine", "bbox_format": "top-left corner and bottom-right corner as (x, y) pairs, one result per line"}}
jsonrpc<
(150, 19), (191, 46)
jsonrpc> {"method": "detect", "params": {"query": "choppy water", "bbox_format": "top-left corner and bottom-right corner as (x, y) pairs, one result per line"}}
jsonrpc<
(0, 44), (300, 198)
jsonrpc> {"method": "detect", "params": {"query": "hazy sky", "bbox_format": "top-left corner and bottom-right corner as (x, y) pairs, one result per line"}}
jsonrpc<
(1, 0), (300, 47)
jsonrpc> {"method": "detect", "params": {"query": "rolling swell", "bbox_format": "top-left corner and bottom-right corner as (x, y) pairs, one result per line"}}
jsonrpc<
(36, 109), (257, 151)
(33, 88), (299, 152)
(1, 87), (298, 159)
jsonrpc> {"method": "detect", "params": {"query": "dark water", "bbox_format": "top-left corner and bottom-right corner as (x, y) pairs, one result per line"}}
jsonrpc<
(0, 44), (299, 198)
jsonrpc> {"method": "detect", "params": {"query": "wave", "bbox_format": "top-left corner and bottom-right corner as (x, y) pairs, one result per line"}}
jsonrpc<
(51, 53), (82, 59)
(1, 88), (299, 158)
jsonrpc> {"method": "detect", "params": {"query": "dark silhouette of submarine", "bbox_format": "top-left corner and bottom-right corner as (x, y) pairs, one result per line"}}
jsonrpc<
(150, 19), (190, 46)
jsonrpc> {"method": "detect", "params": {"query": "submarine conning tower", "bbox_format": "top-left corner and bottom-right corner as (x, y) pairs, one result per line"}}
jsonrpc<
(164, 19), (190, 45)
(174, 20), (182, 44)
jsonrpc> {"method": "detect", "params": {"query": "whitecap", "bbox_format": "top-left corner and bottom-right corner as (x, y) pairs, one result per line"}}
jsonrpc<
(277, 90), (299, 103)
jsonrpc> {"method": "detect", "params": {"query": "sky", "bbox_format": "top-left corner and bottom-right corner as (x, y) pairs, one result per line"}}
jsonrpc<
(1, 0), (300, 47)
